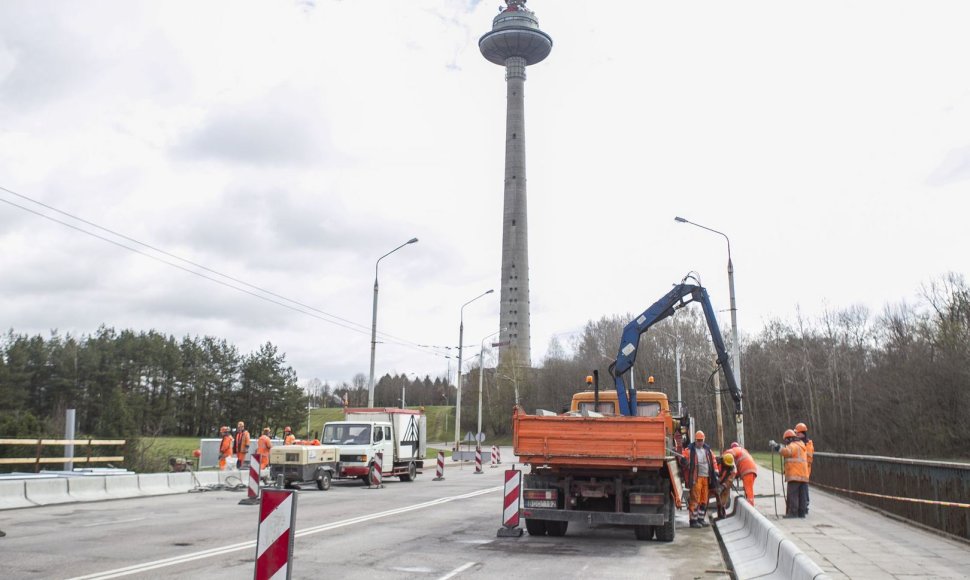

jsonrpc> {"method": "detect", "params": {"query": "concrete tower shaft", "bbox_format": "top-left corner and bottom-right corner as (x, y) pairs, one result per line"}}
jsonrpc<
(479, 0), (552, 367)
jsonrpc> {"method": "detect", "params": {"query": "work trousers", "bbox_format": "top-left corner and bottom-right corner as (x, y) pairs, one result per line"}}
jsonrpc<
(786, 481), (809, 517)
(688, 478), (710, 521)
(741, 473), (756, 506)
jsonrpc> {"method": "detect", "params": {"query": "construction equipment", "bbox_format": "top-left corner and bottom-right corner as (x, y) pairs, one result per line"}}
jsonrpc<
(513, 275), (743, 541)
(268, 445), (339, 490)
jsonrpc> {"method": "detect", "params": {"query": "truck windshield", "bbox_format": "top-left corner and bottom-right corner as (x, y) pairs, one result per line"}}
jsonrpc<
(636, 402), (661, 417)
(322, 424), (371, 445)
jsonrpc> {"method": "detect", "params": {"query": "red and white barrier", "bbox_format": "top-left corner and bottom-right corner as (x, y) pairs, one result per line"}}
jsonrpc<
(433, 450), (445, 481)
(474, 445), (483, 474)
(239, 453), (261, 505)
(490, 445), (498, 468)
(496, 446), (502, 464)
(370, 451), (384, 488)
(254, 488), (297, 580)
(496, 468), (523, 537)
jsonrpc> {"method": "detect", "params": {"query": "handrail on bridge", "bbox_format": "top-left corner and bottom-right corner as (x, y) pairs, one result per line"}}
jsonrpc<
(0, 438), (126, 472)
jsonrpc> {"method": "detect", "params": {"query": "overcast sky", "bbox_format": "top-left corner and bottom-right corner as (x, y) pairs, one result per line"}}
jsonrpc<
(1, 0), (968, 387)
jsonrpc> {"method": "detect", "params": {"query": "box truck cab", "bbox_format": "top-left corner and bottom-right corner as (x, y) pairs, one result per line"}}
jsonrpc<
(323, 408), (426, 483)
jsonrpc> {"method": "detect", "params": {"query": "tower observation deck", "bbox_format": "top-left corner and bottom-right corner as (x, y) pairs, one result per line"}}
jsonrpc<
(479, 0), (552, 367)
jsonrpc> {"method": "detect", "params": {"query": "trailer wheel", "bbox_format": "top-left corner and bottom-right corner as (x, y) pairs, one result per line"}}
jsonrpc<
(546, 520), (568, 537)
(634, 525), (655, 541)
(655, 500), (675, 542)
(316, 471), (332, 491)
(524, 519), (547, 536)
(399, 461), (417, 482)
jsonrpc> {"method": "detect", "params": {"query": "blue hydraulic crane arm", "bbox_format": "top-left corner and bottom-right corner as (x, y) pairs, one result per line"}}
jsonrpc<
(609, 281), (743, 417)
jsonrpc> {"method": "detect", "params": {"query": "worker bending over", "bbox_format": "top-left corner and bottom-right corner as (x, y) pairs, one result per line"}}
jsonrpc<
(727, 442), (758, 506)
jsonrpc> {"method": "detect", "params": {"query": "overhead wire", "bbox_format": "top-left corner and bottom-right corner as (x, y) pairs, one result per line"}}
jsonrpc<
(0, 186), (444, 357)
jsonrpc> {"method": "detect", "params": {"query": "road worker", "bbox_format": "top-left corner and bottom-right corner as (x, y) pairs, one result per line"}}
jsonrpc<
(234, 421), (250, 469)
(218, 426), (233, 470)
(771, 429), (809, 518)
(284, 426), (296, 446)
(257, 427), (273, 470)
(716, 452), (736, 511)
(795, 422), (814, 511)
(679, 430), (717, 528)
(727, 442), (759, 506)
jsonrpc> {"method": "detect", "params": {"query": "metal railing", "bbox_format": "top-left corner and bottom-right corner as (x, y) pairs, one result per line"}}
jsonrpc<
(811, 451), (970, 539)
(0, 438), (126, 472)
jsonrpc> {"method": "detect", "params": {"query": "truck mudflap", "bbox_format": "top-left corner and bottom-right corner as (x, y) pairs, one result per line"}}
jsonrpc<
(520, 508), (665, 527)
(666, 457), (684, 509)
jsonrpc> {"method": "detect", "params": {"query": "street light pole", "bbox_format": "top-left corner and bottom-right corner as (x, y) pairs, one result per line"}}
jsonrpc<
(455, 289), (494, 448)
(368, 237), (419, 408)
(477, 328), (504, 439)
(675, 216), (744, 447)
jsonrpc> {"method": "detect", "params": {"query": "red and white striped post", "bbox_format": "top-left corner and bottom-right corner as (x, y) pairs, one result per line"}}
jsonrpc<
(239, 453), (261, 505)
(490, 445), (498, 468)
(474, 445), (483, 474)
(369, 451), (384, 488)
(254, 488), (297, 580)
(496, 468), (523, 537)
(496, 446), (502, 464)
(432, 450), (445, 481)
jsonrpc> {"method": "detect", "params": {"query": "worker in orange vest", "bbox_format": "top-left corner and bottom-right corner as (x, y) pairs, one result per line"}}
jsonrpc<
(679, 430), (717, 528)
(234, 421), (250, 469)
(727, 442), (759, 506)
(795, 422), (814, 511)
(283, 426), (296, 446)
(257, 427), (273, 470)
(771, 429), (809, 518)
(715, 452), (736, 515)
(218, 426), (233, 471)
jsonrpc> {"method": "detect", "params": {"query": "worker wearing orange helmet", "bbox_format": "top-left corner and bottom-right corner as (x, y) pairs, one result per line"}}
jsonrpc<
(771, 429), (809, 518)
(679, 430), (718, 528)
(794, 422), (814, 511)
(727, 442), (758, 506)
(716, 452), (737, 513)
(283, 426), (296, 446)
(218, 426), (233, 471)
(257, 427), (273, 470)
(234, 421), (251, 469)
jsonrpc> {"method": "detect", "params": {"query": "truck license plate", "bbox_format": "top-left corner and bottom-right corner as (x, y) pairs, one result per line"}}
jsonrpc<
(526, 500), (556, 508)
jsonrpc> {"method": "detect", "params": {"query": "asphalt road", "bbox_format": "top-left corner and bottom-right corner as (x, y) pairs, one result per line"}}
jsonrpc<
(2, 453), (729, 579)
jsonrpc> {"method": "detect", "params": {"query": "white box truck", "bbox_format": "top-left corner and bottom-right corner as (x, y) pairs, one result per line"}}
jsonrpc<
(322, 408), (426, 483)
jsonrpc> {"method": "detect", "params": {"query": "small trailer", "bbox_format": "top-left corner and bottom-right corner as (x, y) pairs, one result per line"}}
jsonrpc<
(268, 444), (339, 490)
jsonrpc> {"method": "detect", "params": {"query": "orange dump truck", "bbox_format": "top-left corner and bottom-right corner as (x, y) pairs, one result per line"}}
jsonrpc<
(514, 390), (685, 541)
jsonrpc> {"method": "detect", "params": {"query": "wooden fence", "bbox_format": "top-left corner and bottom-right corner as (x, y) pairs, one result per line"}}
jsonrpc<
(0, 438), (126, 472)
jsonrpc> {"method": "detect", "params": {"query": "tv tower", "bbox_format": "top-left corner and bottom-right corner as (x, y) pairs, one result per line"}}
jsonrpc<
(479, 0), (552, 367)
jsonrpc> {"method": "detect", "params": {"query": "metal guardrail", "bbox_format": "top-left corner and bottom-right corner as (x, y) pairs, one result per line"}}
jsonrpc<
(811, 451), (970, 539)
(0, 438), (126, 472)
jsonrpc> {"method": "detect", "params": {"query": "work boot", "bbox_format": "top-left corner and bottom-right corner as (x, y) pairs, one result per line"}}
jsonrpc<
(689, 520), (702, 528)
(700, 518), (710, 527)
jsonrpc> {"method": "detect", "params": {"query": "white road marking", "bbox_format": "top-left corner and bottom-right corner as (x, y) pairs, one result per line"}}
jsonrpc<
(81, 517), (146, 528)
(438, 561), (477, 580)
(68, 486), (502, 580)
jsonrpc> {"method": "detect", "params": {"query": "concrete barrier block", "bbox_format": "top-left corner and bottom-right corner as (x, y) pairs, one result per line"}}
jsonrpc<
(168, 472), (193, 492)
(194, 472), (218, 486)
(138, 473), (172, 496)
(0, 480), (36, 510)
(25, 478), (72, 506)
(68, 476), (108, 501)
(218, 470), (244, 485)
(105, 474), (141, 498)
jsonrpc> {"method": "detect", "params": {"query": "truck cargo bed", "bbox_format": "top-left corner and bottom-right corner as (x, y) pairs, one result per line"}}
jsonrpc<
(513, 407), (669, 470)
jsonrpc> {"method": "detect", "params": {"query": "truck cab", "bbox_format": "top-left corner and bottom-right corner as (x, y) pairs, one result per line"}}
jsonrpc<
(322, 421), (394, 482)
(323, 408), (425, 483)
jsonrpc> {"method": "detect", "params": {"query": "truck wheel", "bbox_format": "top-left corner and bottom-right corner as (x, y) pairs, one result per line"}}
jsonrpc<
(399, 461), (417, 482)
(655, 501), (675, 542)
(546, 521), (568, 537)
(524, 519), (547, 536)
(316, 471), (332, 491)
(634, 525), (655, 541)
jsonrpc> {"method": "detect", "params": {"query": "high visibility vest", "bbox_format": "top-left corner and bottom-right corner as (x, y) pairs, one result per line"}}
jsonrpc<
(219, 435), (232, 456)
(257, 435), (272, 457)
(284, 434), (296, 445)
(781, 440), (809, 482)
(729, 447), (758, 477)
(235, 431), (250, 455)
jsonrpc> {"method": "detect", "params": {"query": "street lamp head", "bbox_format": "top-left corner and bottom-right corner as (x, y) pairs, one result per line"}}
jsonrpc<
(407, 237), (419, 244)
(674, 216), (688, 223)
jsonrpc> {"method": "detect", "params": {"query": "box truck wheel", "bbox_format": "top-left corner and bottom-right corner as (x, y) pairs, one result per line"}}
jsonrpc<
(524, 519), (547, 536)
(316, 471), (332, 491)
(546, 520), (568, 537)
(399, 461), (417, 482)
(655, 500), (675, 542)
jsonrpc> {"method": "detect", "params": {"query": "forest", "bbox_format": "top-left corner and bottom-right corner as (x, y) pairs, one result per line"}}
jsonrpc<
(2, 273), (967, 460)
